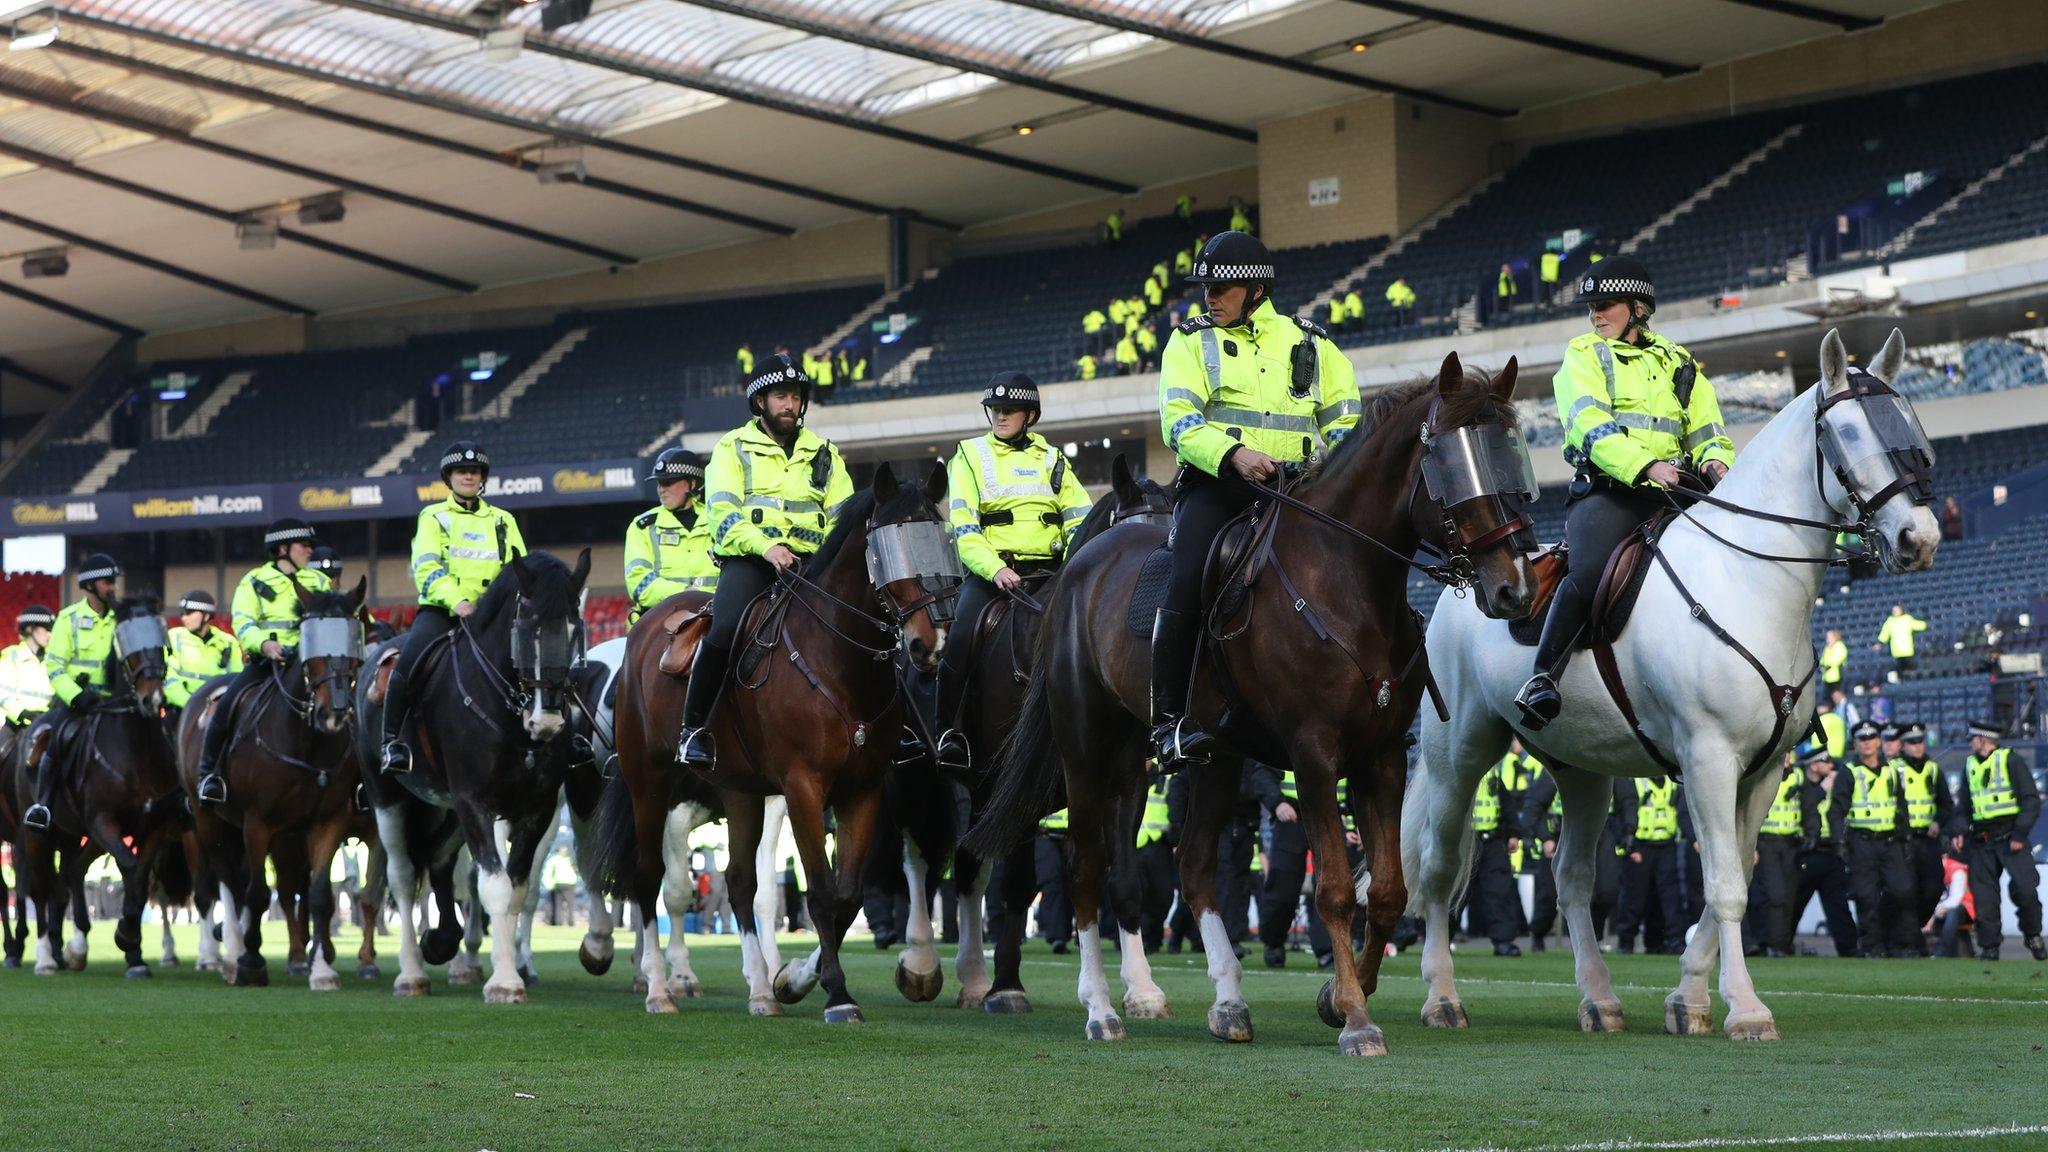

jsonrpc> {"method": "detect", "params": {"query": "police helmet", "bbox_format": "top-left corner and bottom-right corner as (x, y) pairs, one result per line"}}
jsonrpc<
(1797, 742), (1832, 764)
(647, 448), (705, 485)
(981, 372), (1042, 423)
(439, 440), (492, 484)
(75, 552), (120, 588)
(1184, 231), (1276, 289)
(17, 604), (55, 632)
(264, 517), (318, 554)
(1575, 256), (1655, 313)
(177, 590), (217, 615)
(745, 353), (813, 416)
(309, 546), (343, 575)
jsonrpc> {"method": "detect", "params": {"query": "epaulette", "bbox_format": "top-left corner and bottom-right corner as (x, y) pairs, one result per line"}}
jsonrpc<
(1293, 315), (1333, 341)
(1176, 315), (1216, 335)
(633, 510), (659, 530)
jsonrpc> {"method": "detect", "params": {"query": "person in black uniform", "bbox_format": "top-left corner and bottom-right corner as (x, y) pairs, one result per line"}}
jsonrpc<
(1467, 751), (1535, 956)
(1750, 749), (1811, 957)
(1613, 776), (1686, 954)
(1890, 722), (1950, 955)
(1519, 762), (1561, 952)
(1794, 745), (1860, 956)
(1830, 720), (1916, 957)
(1947, 720), (2045, 961)
(1164, 769), (1257, 957)
(1248, 762), (1309, 967)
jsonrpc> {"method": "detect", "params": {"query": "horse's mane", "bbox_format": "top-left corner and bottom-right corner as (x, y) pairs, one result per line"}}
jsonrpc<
(808, 488), (878, 578)
(114, 592), (160, 619)
(297, 583), (356, 619)
(1309, 371), (1515, 490)
(472, 551), (574, 630)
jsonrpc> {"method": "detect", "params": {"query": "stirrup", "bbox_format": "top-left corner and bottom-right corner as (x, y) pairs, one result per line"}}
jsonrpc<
(934, 729), (971, 773)
(1149, 718), (1212, 772)
(379, 740), (412, 775)
(1514, 673), (1561, 732)
(197, 774), (228, 805)
(22, 802), (51, 832)
(677, 725), (716, 769)
(567, 733), (594, 768)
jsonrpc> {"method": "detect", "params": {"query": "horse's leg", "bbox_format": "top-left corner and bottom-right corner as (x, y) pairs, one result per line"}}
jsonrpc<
(572, 808), (617, 976)
(1105, 754), (1168, 1021)
(1061, 747), (1124, 1042)
(1406, 714), (1503, 1029)
(801, 775), (879, 1023)
(721, 790), (780, 1016)
(895, 834), (944, 1003)
(233, 821), (274, 987)
(26, 834), (61, 974)
(93, 817), (153, 978)
(1671, 757), (1780, 1040)
(984, 838), (1037, 1011)
(450, 859), (486, 986)
(661, 802), (712, 1001)
(754, 795), (789, 984)
(625, 778), (676, 1012)
(305, 816), (348, 992)
(467, 810), (541, 1005)
(952, 850), (992, 1009)
(1551, 765), (1626, 1031)
(515, 823), (555, 987)
(375, 807), (432, 997)
(1173, 756), (1250, 1041)
(274, 840), (313, 978)
(1305, 743), (1390, 1056)
(64, 852), (91, 970)
(356, 841), (386, 979)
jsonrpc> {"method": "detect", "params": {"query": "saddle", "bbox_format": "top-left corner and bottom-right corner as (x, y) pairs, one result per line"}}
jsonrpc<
(1505, 509), (1678, 649)
(652, 594), (713, 678)
(192, 681), (235, 730)
(1123, 502), (1273, 640)
(366, 647), (400, 707)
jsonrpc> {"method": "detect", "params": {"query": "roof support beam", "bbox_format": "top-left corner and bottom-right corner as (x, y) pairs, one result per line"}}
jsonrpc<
(993, 0), (1509, 116)
(0, 206), (318, 315)
(0, 76), (639, 267)
(49, 39), (796, 237)
(1347, 0), (1693, 78)
(673, 0), (1256, 143)
(1714, 0), (1880, 31)
(0, 358), (71, 394)
(317, 0), (1139, 194)
(63, 11), (957, 231)
(0, 138), (477, 294)
(0, 280), (143, 338)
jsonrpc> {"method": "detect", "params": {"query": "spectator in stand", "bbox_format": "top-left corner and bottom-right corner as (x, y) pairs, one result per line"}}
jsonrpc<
(1135, 323), (1161, 371)
(1124, 294), (1146, 335)
(1873, 604), (1928, 676)
(1082, 306), (1108, 358)
(1820, 628), (1848, 690)
(1107, 296), (1129, 340)
(1539, 249), (1561, 290)
(1075, 353), (1098, 381)
(1143, 269), (1165, 312)
(1341, 286), (1364, 332)
(1228, 196), (1252, 234)
(1940, 495), (1964, 541)
(1174, 194), (1195, 227)
(1114, 331), (1140, 376)
(1496, 263), (1519, 312)
(1102, 207), (1124, 245)
(1386, 277), (1416, 327)
(1326, 294), (1348, 334)
(1174, 245), (1195, 277)
(735, 341), (754, 383)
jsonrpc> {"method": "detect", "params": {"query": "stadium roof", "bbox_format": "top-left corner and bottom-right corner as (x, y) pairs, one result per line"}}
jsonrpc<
(0, 0), (1934, 389)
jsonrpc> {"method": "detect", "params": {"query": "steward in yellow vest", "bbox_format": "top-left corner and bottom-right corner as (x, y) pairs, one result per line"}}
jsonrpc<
(625, 448), (717, 625)
(22, 554), (125, 831)
(1949, 721), (2044, 960)
(165, 589), (241, 711)
(1819, 630), (1848, 686)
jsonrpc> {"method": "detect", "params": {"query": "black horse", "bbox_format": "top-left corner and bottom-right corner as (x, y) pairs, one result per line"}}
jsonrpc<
(356, 550), (590, 1002)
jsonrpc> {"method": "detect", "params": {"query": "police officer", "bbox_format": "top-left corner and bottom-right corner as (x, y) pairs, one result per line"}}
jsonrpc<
(308, 546), (344, 587)
(1752, 749), (1811, 956)
(1948, 720), (2044, 961)
(624, 448), (718, 626)
(677, 354), (854, 769)
(1135, 780), (1176, 954)
(933, 373), (1090, 771)
(165, 590), (242, 713)
(1470, 750), (1538, 956)
(1614, 774), (1685, 953)
(379, 441), (528, 773)
(1516, 259), (1736, 729)
(1890, 721), (1951, 951)
(1794, 743), (1860, 956)
(1516, 749), (1563, 951)
(1149, 231), (1360, 767)
(1829, 720), (1914, 957)
(22, 555), (122, 832)
(1249, 763), (1313, 966)
(1037, 806), (1073, 952)
(0, 604), (55, 728)
(193, 518), (331, 805)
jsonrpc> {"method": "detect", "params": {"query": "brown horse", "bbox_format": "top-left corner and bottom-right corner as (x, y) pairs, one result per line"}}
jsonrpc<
(176, 579), (368, 990)
(969, 354), (1538, 1055)
(594, 462), (956, 1021)
(15, 594), (189, 978)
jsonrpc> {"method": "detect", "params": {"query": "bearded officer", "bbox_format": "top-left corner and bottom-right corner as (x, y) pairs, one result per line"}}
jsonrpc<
(1948, 720), (2044, 961)
(624, 448), (718, 626)
(165, 590), (241, 714)
(22, 555), (123, 832)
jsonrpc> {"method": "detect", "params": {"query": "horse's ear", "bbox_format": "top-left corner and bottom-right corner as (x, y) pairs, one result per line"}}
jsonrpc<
(1819, 328), (1851, 395)
(348, 576), (367, 610)
(1491, 357), (1519, 405)
(1869, 328), (1906, 385)
(1111, 453), (1136, 500)
(873, 461), (898, 504)
(293, 580), (316, 611)
(510, 554), (533, 595)
(1436, 351), (1464, 398)
(572, 547), (592, 589)
(923, 460), (947, 505)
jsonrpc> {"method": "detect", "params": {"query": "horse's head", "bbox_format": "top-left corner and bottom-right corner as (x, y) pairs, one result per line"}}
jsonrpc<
(504, 549), (591, 742)
(1107, 453), (1173, 527)
(108, 593), (168, 713)
(858, 461), (961, 676)
(1414, 351), (1540, 619)
(1814, 328), (1939, 573)
(292, 576), (369, 735)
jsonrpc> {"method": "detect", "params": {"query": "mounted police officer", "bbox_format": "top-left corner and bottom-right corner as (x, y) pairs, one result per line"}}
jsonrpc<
(1515, 258), (1736, 729)
(624, 448), (718, 625)
(165, 589), (241, 714)
(379, 440), (528, 774)
(0, 604), (55, 728)
(932, 372), (1091, 771)
(1948, 720), (2044, 960)
(308, 546), (344, 587)
(1149, 231), (1361, 768)
(192, 518), (331, 805)
(677, 353), (854, 769)
(22, 554), (122, 831)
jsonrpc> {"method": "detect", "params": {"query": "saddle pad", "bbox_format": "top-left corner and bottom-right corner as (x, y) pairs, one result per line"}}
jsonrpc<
(194, 681), (233, 728)
(1507, 549), (1568, 647)
(366, 646), (400, 706)
(1589, 509), (1679, 647)
(1127, 545), (1173, 638)
(655, 595), (713, 678)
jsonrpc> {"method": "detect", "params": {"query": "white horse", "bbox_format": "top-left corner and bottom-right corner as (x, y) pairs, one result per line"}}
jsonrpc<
(1404, 329), (1939, 1040)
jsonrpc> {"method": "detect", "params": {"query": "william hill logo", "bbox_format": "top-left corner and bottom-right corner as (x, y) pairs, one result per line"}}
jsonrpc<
(552, 467), (635, 494)
(415, 475), (543, 502)
(299, 485), (385, 512)
(132, 493), (265, 519)
(11, 500), (97, 527)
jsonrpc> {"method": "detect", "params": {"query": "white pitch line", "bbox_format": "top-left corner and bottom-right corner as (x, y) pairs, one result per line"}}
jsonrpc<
(1416, 1123), (2048, 1152)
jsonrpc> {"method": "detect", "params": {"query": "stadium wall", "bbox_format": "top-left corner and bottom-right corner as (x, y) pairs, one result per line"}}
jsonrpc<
(1258, 96), (1498, 249)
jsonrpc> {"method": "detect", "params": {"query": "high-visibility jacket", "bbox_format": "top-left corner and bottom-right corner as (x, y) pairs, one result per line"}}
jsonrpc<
(1075, 355), (1098, 381)
(1107, 298), (1129, 327)
(1472, 771), (1505, 833)
(1143, 276), (1164, 308)
(1115, 335), (1139, 367)
(1892, 755), (1943, 830)
(0, 642), (53, 723)
(1327, 297), (1346, 328)
(1174, 195), (1192, 220)
(1135, 327), (1159, 356)
(813, 354), (835, 387)
(1845, 759), (1902, 833)
(736, 346), (755, 377)
(1124, 299), (1145, 335)
(1964, 749), (2019, 822)
(1819, 711), (1846, 759)
(1137, 785), (1171, 848)
(1159, 300), (1360, 477)
(1877, 613), (1926, 659)
(1173, 249), (1193, 275)
(1082, 309), (1107, 335)
(1385, 281), (1416, 309)
(1341, 290), (1363, 321)
(847, 355), (868, 382)
(1103, 211), (1122, 241)
(1040, 807), (1068, 834)
(946, 432), (1090, 582)
(1553, 329), (1736, 485)
(624, 501), (718, 623)
(410, 496), (526, 612)
(166, 624), (241, 709)
(1228, 206), (1251, 233)
(1152, 262), (1170, 286)
(1761, 767), (1805, 837)
(1539, 251), (1560, 284)
(704, 419), (855, 559)
(44, 600), (116, 706)
(232, 561), (333, 656)
(1633, 777), (1679, 841)
(1497, 269), (1517, 300)
(1819, 640), (1848, 685)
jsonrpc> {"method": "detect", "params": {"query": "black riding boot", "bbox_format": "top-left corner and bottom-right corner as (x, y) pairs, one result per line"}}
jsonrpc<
(194, 692), (239, 805)
(1515, 577), (1589, 732)
(1148, 608), (1210, 770)
(378, 668), (412, 774)
(676, 641), (729, 769)
(22, 742), (55, 831)
(931, 656), (970, 772)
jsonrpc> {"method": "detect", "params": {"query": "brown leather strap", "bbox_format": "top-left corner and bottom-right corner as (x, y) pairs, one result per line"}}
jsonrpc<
(1591, 639), (1682, 775)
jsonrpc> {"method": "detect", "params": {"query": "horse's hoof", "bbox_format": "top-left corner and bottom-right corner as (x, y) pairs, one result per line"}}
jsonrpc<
(64, 950), (86, 972)
(1579, 999), (1627, 1033)
(1206, 1001), (1254, 1043)
(448, 965), (482, 987)
(33, 962), (57, 976)
(1316, 980), (1344, 1029)
(748, 995), (785, 1018)
(356, 963), (381, 981)
(630, 975), (649, 995)
(286, 961), (312, 978)
(1664, 993), (1714, 1036)
(956, 983), (991, 1011)
(894, 958), (943, 1003)
(578, 939), (614, 976)
(1422, 996), (1468, 1029)
(822, 1003), (865, 1024)
(645, 994), (680, 1015)
(667, 975), (704, 1000)
(1725, 1014), (1781, 1042)
(520, 966), (541, 989)
(125, 965), (153, 980)
(484, 982), (527, 1005)
(160, 956), (181, 968)
(1338, 1024), (1388, 1057)
(392, 976), (432, 998)
(421, 928), (461, 966)
(771, 961), (812, 1005)
(1122, 990), (1170, 1020)
(982, 990), (1032, 1015)
(3, 955), (20, 969)
(237, 962), (269, 988)
(1085, 1014), (1126, 1041)
(195, 960), (220, 973)
(310, 973), (341, 992)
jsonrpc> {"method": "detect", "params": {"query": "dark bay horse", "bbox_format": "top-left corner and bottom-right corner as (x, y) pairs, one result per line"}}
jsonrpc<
(356, 549), (590, 1002)
(176, 579), (368, 990)
(595, 462), (955, 1021)
(890, 453), (1173, 1013)
(16, 594), (189, 978)
(969, 355), (1539, 1055)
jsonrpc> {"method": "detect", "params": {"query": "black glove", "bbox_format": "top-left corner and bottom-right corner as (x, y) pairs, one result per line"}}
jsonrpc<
(71, 687), (103, 713)
(1801, 835), (1817, 853)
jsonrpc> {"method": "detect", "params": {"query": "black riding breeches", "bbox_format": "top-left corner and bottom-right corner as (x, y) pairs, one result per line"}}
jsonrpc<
(941, 575), (997, 681)
(705, 556), (778, 652)
(1551, 483), (1665, 637)
(382, 606), (454, 740)
(199, 658), (271, 769)
(1164, 466), (1261, 618)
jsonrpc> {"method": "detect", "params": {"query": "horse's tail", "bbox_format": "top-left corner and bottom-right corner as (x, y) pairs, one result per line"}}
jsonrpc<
(1399, 742), (1476, 916)
(153, 839), (193, 906)
(587, 769), (639, 900)
(962, 608), (1064, 859)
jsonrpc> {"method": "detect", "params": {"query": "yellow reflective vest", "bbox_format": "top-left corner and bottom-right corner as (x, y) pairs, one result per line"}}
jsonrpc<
(1819, 711), (1846, 759)
(43, 600), (116, 706)
(1965, 749), (2019, 821)
(1159, 300), (1361, 477)
(1082, 309), (1107, 335)
(1040, 807), (1068, 834)
(0, 642), (52, 723)
(1892, 755), (1942, 830)
(1633, 777), (1679, 842)
(704, 420), (855, 559)
(232, 562), (333, 656)
(1820, 639), (1848, 685)
(1385, 281), (1416, 310)
(1137, 784), (1171, 847)
(1075, 355), (1098, 381)
(166, 624), (241, 708)
(1554, 329), (1735, 485)
(1762, 767), (1805, 837)
(624, 502), (718, 623)
(410, 496), (526, 612)
(1845, 760), (1902, 833)
(1877, 613), (1926, 659)
(946, 432), (1090, 582)
(736, 346), (755, 377)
